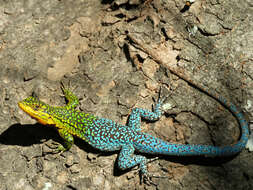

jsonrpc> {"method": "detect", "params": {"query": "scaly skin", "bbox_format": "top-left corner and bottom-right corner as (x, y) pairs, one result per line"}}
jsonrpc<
(18, 86), (249, 182)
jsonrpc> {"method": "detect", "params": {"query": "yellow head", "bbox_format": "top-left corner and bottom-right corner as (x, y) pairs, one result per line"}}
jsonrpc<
(18, 96), (55, 125)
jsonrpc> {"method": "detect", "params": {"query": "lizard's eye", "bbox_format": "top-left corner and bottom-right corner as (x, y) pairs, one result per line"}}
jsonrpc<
(34, 105), (40, 111)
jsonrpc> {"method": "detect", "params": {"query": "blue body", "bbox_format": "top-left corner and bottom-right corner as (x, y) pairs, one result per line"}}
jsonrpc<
(77, 97), (249, 175)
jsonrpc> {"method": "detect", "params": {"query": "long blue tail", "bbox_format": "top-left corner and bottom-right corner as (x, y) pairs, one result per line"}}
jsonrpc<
(134, 94), (249, 156)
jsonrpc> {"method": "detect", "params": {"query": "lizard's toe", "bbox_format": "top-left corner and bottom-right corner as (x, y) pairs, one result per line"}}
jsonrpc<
(141, 172), (168, 186)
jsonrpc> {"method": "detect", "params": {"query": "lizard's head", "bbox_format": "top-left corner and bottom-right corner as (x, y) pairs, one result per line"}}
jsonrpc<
(18, 96), (54, 125)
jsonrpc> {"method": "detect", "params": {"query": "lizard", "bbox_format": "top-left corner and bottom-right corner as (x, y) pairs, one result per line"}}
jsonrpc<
(18, 83), (249, 183)
(18, 36), (249, 183)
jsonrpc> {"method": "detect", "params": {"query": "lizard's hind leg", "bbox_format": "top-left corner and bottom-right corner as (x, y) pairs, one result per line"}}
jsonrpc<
(118, 144), (153, 183)
(118, 144), (148, 173)
(118, 144), (166, 185)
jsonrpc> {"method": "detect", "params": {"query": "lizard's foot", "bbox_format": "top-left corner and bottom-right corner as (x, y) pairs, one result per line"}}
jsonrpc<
(158, 86), (167, 103)
(60, 80), (80, 97)
(140, 157), (168, 185)
(45, 141), (67, 154)
(59, 81), (80, 110)
(153, 86), (169, 114)
(141, 172), (168, 186)
(156, 86), (177, 113)
(141, 173), (157, 186)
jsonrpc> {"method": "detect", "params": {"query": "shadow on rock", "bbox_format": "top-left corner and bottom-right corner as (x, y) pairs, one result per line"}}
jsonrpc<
(0, 123), (59, 147)
(0, 123), (118, 157)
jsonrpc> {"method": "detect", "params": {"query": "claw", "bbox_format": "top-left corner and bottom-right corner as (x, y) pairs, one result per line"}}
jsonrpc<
(152, 86), (169, 116)
(141, 173), (158, 186)
(158, 87), (170, 105)
(60, 80), (78, 94)
(60, 81), (66, 91)
(153, 86), (168, 105)
(158, 86), (162, 101)
(141, 172), (168, 186)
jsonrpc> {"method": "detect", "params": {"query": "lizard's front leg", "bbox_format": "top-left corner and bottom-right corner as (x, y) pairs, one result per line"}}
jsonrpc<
(61, 85), (79, 110)
(56, 128), (74, 152)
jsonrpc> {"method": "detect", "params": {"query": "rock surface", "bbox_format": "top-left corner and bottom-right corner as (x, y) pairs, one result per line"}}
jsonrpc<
(0, 0), (253, 189)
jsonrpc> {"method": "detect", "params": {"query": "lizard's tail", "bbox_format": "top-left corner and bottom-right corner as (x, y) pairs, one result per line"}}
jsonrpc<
(134, 99), (249, 156)
(128, 34), (249, 156)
